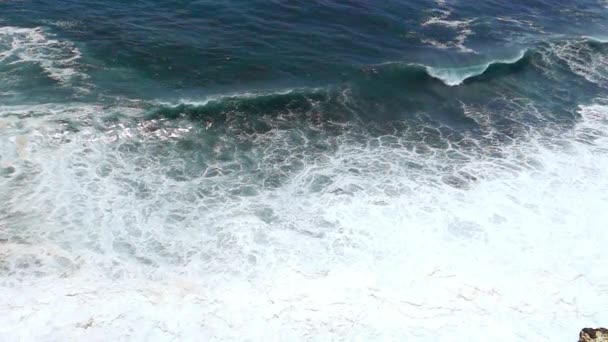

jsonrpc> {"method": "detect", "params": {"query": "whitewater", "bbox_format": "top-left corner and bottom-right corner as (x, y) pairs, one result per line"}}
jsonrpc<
(1, 8), (608, 342)
(2, 97), (608, 340)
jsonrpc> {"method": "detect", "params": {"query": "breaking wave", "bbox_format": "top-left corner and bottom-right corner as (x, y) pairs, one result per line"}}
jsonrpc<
(423, 50), (527, 86)
(377, 37), (608, 87)
(1, 27), (608, 340)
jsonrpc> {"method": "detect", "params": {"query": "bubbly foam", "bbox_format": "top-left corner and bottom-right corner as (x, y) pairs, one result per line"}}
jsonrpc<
(420, 5), (475, 53)
(0, 26), (87, 85)
(1, 95), (607, 340)
(548, 39), (608, 86)
(424, 50), (526, 86)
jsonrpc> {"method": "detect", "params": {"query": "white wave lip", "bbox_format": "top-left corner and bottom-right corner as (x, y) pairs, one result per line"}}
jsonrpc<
(423, 37), (607, 87)
(423, 50), (526, 86)
(550, 39), (608, 86)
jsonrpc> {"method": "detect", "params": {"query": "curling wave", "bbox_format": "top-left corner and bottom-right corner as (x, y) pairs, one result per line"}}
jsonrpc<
(375, 37), (608, 87)
(422, 50), (528, 86)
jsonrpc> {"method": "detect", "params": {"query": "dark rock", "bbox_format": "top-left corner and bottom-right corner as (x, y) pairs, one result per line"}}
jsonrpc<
(579, 328), (608, 342)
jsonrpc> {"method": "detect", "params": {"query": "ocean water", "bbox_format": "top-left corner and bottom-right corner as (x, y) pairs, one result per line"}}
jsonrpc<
(1, 1), (608, 340)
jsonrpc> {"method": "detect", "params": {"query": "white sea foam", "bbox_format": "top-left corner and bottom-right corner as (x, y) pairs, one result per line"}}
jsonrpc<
(0, 26), (87, 85)
(422, 17), (472, 29)
(1, 93), (607, 340)
(420, 6), (475, 53)
(548, 40), (608, 86)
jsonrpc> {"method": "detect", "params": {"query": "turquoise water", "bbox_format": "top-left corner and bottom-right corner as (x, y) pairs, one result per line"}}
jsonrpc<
(1, 1), (608, 340)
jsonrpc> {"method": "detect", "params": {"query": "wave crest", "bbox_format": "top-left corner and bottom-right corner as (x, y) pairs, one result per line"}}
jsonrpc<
(374, 37), (608, 87)
(422, 50), (528, 86)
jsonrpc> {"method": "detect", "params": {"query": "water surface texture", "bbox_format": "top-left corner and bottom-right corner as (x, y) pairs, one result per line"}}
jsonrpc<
(1, 1), (608, 340)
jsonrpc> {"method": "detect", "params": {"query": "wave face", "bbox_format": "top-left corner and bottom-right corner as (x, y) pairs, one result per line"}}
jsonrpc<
(423, 51), (528, 85)
(1, 1), (608, 339)
(374, 38), (608, 87)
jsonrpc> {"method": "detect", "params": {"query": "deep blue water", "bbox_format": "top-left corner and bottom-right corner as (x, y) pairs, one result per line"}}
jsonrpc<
(2, 0), (608, 98)
(1, 1), (608, 340)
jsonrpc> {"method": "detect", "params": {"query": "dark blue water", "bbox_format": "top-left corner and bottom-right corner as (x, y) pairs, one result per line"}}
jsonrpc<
(1, 1), (608, 340)
(2, 0), (607, 97)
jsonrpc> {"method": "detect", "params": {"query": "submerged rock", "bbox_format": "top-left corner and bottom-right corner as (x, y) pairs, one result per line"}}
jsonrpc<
(579, 328), (608, 342)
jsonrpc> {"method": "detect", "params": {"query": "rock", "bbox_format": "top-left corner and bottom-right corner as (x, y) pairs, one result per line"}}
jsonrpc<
(579, 328), (608, 342)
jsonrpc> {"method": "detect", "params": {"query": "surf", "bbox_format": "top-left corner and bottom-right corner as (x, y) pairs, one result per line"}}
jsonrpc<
(422, 50), (528, 86)
(1, 19), (608, 341)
